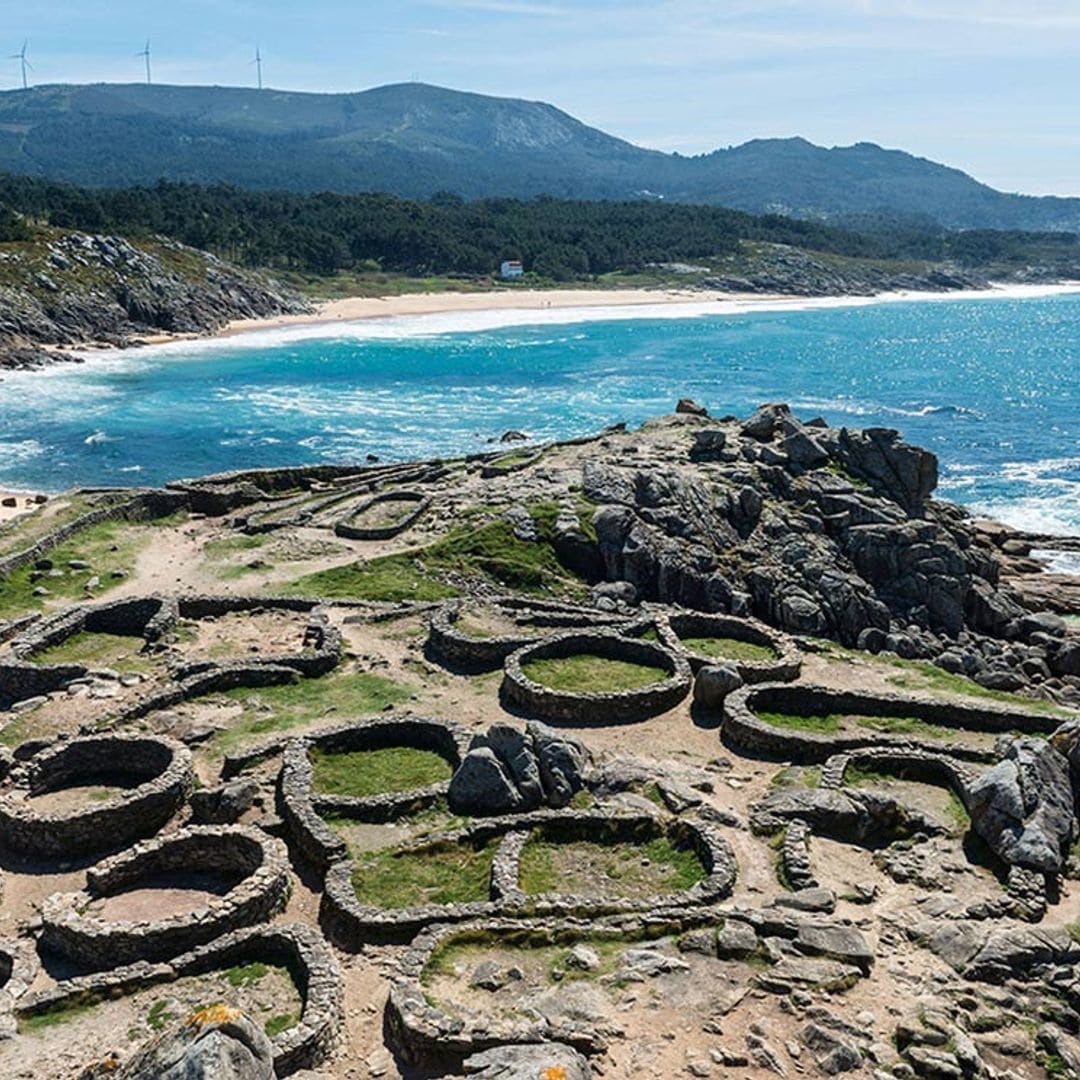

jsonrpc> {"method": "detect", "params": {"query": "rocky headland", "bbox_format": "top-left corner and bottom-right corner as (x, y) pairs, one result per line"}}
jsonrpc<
(0, 406), (1078, 1079)
(0, 230), (307, 370)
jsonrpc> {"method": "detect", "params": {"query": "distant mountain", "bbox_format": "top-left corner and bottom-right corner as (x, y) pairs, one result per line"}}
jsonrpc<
(1, 82), (1078, 231)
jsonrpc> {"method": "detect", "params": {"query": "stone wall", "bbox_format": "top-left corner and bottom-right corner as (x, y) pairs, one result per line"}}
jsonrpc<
(388, 909), (720, 1067)
(320, 808), (735, 948)
(116, 662), (299, 724)
(334, 491), (431, 541)
(278, 717), (471, 868)
(501, 630), (691, 725)
(0, 489), (189, 580)
(722, 682), (1061, 763)
(0, 734), (193, 856)
(427, 598), (633, 672)
(659, 611), (802, 682)
(17, 922), (342, 1075)
(41, 825), (290, 969)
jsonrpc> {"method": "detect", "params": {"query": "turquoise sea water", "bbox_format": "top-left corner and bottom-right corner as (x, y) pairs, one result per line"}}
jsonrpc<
(0, 292), (1077, 539)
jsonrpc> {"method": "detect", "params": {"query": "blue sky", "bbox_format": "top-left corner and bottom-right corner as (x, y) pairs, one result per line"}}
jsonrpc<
(5, 1), (1078, 195)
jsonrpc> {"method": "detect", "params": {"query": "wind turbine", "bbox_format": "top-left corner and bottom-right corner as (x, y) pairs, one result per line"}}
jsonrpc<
(251, 44), (263, 90)
(9, 40), (31, 90)
(137, 39), (151, 84)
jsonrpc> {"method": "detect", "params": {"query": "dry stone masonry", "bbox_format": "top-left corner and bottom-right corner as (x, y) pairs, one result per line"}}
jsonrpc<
(0, 405), (1078, 1078)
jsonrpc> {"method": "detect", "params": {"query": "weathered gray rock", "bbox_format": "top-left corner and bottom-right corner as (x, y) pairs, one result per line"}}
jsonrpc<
(794, 923), (874, 973)
(448, 746), (527, 816)
(463, 1042), (592, 1079)
(189, 779), (260, 825)
(528, 720), (590, 808)
(80, 1008), (275, 1079)
(715, 920), (759, 959)
(449, 723), (590, 815)
(966, 737), (1076, 873)
(486, 724), (545, 809)
(742, 403), (791, 441)
(693, 663), (744, 708)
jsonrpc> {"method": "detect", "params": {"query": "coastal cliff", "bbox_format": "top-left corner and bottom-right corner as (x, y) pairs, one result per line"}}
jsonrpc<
(0, 230), (308, 370)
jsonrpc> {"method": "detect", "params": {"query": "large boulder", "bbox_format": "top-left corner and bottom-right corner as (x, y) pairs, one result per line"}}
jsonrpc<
(528, 720), (590, 808)
(830, 426), (937, 514)
(966, 737), (1076, 874)
(464, 1042), (592, 1078)
(80, 1006), (275, 1079)
(486, 724), (545, 809)
(693, 663), (744, 708)
(751, 787), (941, 846)
(448, 723), (591, 816)
(189, 778), (260, 824)
(448, 746), (528, 816)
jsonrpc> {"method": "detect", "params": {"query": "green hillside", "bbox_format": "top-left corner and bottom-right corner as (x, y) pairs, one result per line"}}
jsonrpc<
(0, 82), (1078, 231)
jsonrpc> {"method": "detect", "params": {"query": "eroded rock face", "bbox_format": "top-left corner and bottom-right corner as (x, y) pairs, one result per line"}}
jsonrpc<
(966, 737), (1076, 873)
(579, 410), (1027, 650)
(80, 1007), (275, 1080)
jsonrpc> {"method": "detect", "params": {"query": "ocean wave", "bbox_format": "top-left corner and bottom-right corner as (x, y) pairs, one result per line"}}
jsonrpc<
(0, 439), (47, 463)
(967, 493), (1080, 537)
(56, 282), (1080, 367)
(1032, 549), (1080, 575)
(84, 430), (123, 446)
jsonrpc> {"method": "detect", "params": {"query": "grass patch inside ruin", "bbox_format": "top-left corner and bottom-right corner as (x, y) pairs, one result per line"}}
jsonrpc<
(32, 630), (155, 674)
(264, 1012), (299, 1038)
(350, 839), (497, 909)
(309, 745), (452, 798)
(521, 653), (666, 693)
(813, 640), (1073, 717)
(19, 994), (99, 1034)
(678, 635), (777, 662)
(757, 710), (956, 740)
(209, 671), (413, 756)
(518, 832), (706, 897)
(770, 765), (822, 789)
(756, 710), (841, 734)
(0, 520), (149, 619)
(285, 511), (591, 602)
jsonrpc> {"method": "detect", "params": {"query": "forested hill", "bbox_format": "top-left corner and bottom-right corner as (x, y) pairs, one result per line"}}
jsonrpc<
(1, 82), (1079, 232)
(4, 173), (1078, 282)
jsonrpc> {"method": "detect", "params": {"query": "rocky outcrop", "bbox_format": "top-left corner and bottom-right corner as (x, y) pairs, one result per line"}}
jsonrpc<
(575, 410), (1075, 707)
(966, 737), (1076, 873)
(0, 231), (307, 369)
(448, 721), (590, 816)
(697, 242), (987, 298)
(79, 1006), (275, 1080)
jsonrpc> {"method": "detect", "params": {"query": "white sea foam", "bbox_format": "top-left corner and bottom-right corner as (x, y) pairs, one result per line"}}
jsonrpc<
(0, 439), (47, 463)
(1033, 550), (1080, 575)
(967, 494), (1080, 537)
(58, 281), (1080, 368)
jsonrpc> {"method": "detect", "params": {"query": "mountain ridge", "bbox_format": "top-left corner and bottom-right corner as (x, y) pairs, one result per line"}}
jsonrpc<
(1, 81), (1078, 231)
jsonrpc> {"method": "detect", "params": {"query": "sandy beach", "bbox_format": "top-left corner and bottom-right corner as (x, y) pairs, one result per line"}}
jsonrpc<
(218, 286), (716, 338)
(209, 280), (1080, 343)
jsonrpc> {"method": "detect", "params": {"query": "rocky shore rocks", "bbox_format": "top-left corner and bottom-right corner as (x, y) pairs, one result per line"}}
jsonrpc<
(571, 406), (1079, 708)
(0, 231), (307, 369)
(695, 241), (988, 297)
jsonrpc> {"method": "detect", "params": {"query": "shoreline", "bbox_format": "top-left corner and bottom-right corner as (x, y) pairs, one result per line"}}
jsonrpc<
(54, 279), (1080, 361)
